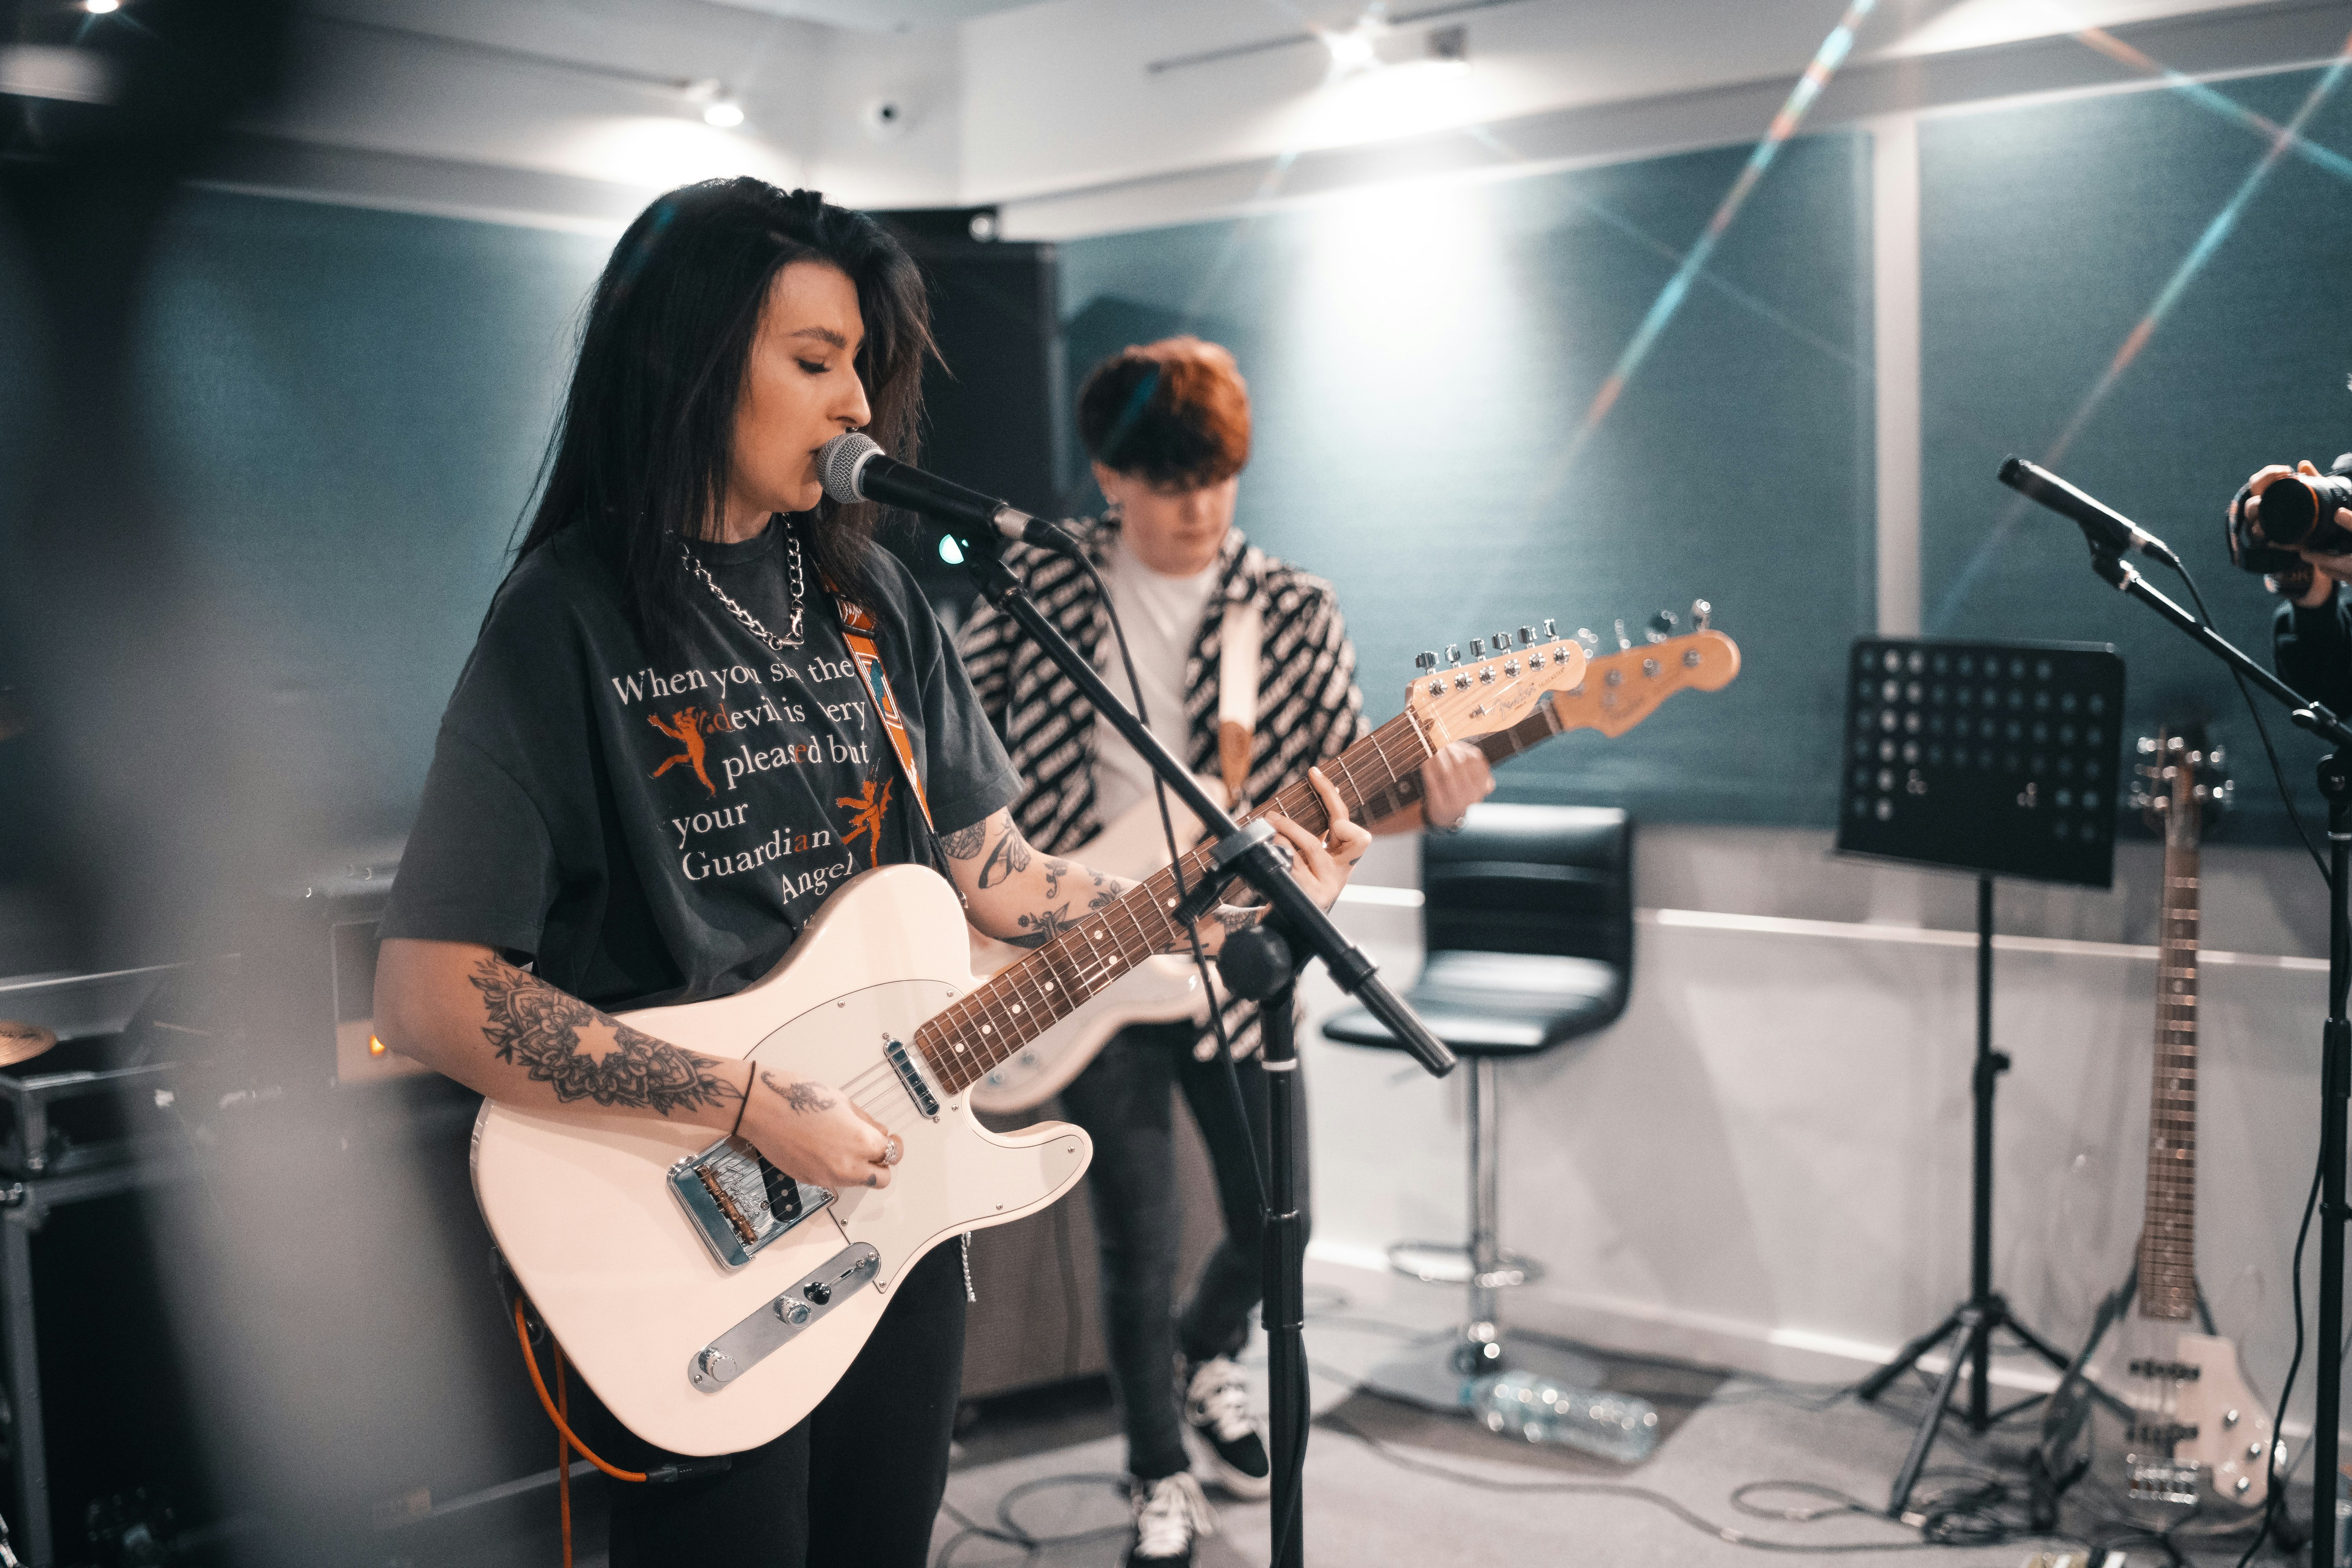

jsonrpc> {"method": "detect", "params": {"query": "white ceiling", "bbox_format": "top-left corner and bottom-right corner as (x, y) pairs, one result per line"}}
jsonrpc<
(247, 0), (2332, 226)
(700, 0), (1039, 32)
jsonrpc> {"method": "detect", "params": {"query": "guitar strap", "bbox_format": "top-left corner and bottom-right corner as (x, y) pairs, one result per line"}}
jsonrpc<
(824, 577), (937, 835)
(1216, 595), (1261, 806)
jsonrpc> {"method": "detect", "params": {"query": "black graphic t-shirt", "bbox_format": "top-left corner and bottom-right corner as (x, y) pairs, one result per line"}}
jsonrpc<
(380, 517), (1019, 1011)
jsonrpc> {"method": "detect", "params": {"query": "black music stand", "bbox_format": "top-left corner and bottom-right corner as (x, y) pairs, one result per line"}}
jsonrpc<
(1837, 636), (2127, 1516)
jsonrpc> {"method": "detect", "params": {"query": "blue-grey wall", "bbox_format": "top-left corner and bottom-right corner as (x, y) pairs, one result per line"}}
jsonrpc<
(134, 191), (608, 842)
(1058, 133), (1878, 828)
(1922, 64), (2352, 845)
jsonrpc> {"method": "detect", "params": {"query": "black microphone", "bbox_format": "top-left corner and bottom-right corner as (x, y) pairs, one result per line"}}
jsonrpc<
(1998, 456), (2178, 564)
(817, 434), (1079, 556)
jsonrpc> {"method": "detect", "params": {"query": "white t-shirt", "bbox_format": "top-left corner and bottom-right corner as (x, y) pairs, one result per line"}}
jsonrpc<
(1091, 535), (1221, 826)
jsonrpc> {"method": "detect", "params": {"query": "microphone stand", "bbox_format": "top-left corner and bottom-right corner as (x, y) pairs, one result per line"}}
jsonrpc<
(951, 532), (1457, 1568)
(2004, 462), (2352, 1564)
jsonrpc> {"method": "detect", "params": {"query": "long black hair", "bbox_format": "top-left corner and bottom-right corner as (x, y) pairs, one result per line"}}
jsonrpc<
(514, 178), (934, 654)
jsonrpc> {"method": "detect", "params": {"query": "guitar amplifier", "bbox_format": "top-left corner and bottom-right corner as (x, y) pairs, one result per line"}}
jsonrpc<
(299, 853), (427, 1088)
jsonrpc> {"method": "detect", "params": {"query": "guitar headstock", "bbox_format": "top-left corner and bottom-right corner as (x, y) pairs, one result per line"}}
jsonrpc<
(2132, 725), (2232, 838)
(1548, 603), (1742, 738)
(1402, 619), (1588, 746)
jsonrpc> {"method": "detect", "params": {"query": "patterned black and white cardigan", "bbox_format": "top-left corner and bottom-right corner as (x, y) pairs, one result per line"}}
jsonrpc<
(955, 515), (1370, 1058)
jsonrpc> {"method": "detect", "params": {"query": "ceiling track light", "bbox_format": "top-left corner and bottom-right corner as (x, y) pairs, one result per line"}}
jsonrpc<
(85, 0), (121, 13)
(703, 99), (745, 128)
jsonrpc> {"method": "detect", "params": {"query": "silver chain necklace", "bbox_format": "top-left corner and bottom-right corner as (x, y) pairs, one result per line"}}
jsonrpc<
(679, 522), (806, 652)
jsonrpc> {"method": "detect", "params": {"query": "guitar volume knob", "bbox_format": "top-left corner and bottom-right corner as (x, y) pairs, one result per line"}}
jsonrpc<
(696, 1348), (740, 1385)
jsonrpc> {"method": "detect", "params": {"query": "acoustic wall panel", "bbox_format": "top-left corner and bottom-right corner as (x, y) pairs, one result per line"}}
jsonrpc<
(1921, 65), (2352, 845)
(133, 191), (608, 841)
(1058, 132), (1876, 827)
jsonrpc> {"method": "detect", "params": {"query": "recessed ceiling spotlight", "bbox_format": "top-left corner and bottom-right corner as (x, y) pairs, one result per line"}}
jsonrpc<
(85, 0), (121, 13)
(703, 99), (745, 129)
(1322, 26), (1377, 71)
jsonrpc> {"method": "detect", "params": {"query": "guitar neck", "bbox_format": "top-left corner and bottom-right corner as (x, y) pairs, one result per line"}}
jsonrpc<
(1353, 696), (1563, 825)
(914, 708), (1438, 1092)
(2138, 806), (2201, 1321)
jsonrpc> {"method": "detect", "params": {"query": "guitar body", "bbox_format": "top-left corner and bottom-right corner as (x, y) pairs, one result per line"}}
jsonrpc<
(2058, 1306), (2272, 1521)
(472, 865), (1092, 1456)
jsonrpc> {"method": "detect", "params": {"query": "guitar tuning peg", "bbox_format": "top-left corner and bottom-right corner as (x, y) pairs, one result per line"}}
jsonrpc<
(1518, 624), (1535, 648)
(1612, 619), (1632, 653)
(1445, 644), (1461, 666)
(1468, 637), (1485, 659)
(1689, 599), (1711, 631)
(1415, 650), (1437, 673)
(1646, 610), (1677, 644)
(1574, 627), (1599, 654)
(1492, 630), (1514, 651)
(1541, 618), (1558, 642)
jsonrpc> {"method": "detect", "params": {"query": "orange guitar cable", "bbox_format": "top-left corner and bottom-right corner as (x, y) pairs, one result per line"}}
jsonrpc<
(555, 1349), (572, 1568)
(512, 1300), (648, 1484)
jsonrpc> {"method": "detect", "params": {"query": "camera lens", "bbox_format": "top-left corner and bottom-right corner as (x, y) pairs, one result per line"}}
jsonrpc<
(2258, 473), (2352, 552)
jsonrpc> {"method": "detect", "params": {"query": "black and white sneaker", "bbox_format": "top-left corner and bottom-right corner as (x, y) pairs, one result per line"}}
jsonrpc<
(1181, 1356), (1272, 1499)
(1125, 1471), (1215, 1566)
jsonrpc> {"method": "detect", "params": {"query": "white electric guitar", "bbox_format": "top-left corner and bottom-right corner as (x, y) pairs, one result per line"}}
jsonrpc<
(2042, 727), (2273, 1519)
(967, 606), (1742, 1114)
(471, 630), (1587, 1455)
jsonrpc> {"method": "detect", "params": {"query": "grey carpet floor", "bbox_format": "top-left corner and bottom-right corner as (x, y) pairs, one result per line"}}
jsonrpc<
(930, 1272), (2300, 1568)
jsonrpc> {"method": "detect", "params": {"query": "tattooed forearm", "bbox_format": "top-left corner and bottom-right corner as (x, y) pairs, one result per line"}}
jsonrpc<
(940, 821), (987, 860)
(1004, 903), (1077, 949)
(978, 823), (1034, 888)
(759, 1069), (836, 1114)
(467, 959), (738, 1116)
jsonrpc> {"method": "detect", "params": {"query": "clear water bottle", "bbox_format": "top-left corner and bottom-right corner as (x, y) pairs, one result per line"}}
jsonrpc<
(1466, 1371), (1661, 1463)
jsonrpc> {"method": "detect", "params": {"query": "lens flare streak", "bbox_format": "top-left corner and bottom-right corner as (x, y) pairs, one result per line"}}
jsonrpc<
(1927, 31), (2352, 632)
(1574, 0), (1879, 444)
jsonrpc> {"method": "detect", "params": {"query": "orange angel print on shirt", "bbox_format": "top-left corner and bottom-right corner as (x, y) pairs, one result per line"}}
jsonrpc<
(836, 777), (893, 865)
(648, 708), (717, 796)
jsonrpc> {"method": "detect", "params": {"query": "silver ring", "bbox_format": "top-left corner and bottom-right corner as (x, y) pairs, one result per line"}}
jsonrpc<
(882, 1135), (902, 1167)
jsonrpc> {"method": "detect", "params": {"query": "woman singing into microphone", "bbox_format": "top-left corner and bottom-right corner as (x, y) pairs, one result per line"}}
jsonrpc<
(369, 178), (1370, 1567)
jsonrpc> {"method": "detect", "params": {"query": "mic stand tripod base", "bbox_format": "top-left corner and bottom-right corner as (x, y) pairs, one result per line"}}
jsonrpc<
(1857, 1292), (2069, 1519)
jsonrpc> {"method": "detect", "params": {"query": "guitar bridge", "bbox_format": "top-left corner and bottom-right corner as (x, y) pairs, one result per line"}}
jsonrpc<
(668, 1137), (835, 1271)
(2126, 1457), (2201, 1507)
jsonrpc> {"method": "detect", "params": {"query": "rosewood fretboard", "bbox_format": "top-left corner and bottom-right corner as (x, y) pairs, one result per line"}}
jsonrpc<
(2136, 746), (2203, 1323)
(912, 707), (1441, 1094)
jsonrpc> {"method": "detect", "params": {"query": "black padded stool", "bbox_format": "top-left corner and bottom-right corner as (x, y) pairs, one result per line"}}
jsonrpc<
(1321, 802), (1633, 1399)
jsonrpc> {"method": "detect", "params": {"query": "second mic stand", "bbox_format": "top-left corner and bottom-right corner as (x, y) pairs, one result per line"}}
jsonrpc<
(2005, 461), (2352, 1567)
(953, 535), (1457, 1568)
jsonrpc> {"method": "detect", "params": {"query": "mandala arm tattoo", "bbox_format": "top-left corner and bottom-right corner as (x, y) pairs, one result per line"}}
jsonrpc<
(940, 820), (987, 860)
(759, 1069), (836, 1114)
(467, 959), (737, 1116)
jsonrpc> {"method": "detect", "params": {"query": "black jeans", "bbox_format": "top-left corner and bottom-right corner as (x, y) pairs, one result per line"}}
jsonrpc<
(1057, 1019), (1310, 1481)
(575, 1244), (965, 1568)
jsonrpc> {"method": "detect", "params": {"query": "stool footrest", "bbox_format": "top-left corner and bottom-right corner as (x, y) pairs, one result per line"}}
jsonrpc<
(1386, 1241), (1545, 1291)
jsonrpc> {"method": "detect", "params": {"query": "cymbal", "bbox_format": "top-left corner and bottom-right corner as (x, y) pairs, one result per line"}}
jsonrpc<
(0, 1021), (57, 1069)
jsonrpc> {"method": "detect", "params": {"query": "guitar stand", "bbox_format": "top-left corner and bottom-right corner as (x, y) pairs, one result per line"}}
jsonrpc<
(1858, 876), (2071, 1517)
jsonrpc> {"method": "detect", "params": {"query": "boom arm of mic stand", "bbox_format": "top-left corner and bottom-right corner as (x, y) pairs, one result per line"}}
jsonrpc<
(959, 544), (1458, 1078)
(2080, 545), (2352, 748)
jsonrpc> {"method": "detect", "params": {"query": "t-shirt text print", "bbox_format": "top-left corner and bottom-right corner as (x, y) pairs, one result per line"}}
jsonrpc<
(603, 603), (899, 921)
